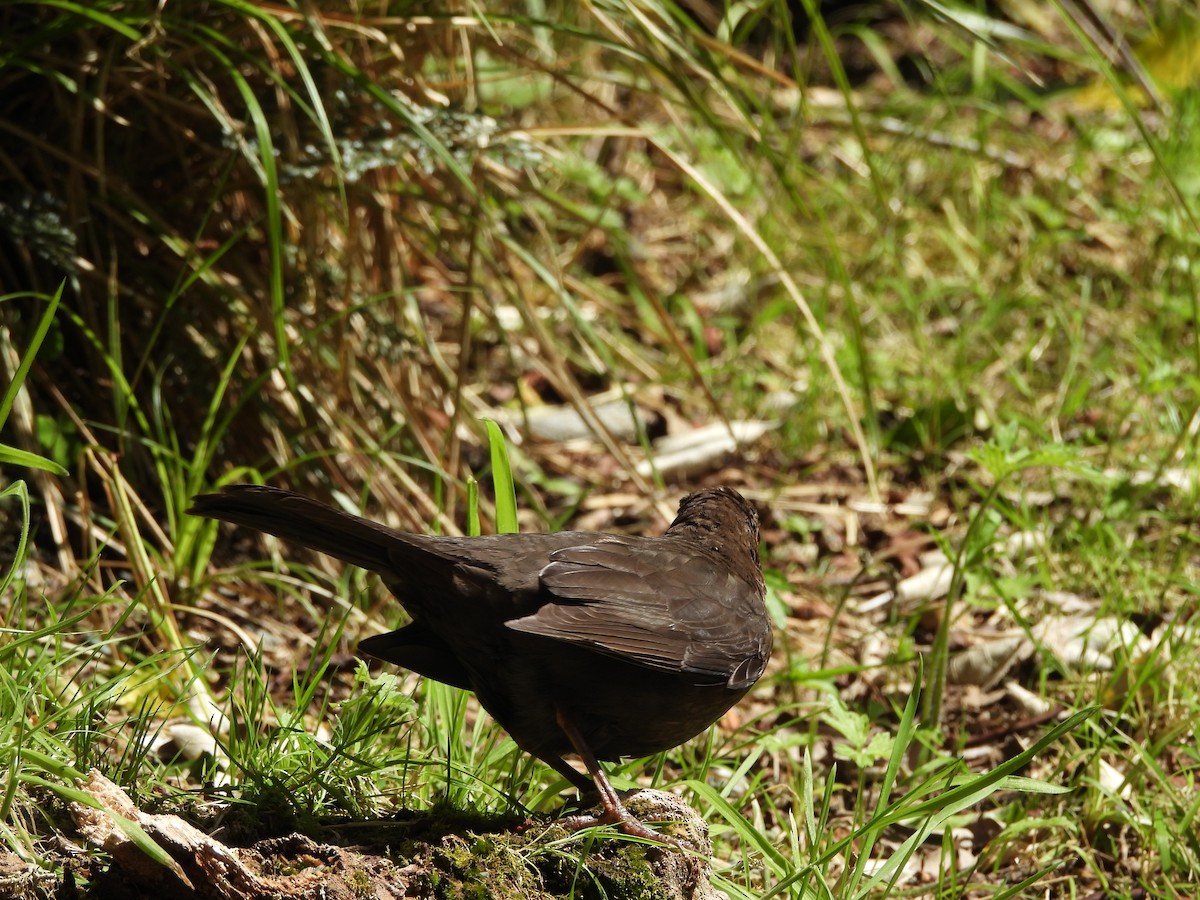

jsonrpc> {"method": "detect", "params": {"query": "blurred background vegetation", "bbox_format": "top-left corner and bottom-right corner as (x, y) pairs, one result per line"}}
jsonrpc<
(4, 0), (1198, 520)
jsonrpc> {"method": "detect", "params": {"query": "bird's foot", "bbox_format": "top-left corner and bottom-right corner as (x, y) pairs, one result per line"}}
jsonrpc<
(556, 791), (687, 850)
(517, 789), (709, 853)
(544, 712), (697, 850)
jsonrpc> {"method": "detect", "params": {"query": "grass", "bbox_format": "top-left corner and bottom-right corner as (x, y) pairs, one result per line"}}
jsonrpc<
(2, 0), (1200, 896)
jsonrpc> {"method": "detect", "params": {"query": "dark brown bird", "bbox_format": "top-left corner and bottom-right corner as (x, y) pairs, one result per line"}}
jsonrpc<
(189, 484), (771, 842)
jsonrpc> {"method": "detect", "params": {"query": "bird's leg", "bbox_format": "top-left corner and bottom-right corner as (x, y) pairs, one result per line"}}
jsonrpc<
(543, 754), (598, 796)
(552, 709), (681, 847)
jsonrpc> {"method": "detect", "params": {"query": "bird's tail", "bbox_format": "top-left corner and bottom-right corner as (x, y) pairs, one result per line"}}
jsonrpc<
(189, 484), (419, 573)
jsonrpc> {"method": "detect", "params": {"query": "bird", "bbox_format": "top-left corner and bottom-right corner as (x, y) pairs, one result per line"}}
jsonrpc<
(189, 484), (771, 844)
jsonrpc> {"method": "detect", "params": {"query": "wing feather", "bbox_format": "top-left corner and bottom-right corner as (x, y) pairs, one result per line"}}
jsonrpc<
(506, 536), (769, 687)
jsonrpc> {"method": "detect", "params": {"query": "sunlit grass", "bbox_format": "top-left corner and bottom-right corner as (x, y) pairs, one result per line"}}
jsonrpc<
(2, 0), (1199, 896)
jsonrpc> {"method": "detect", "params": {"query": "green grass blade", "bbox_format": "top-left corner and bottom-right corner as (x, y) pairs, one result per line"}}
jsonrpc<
(483, 419), (518, 533)
(0, 284), (62, 428)
(466, 477), (481, 537)
(0, 283), (67, 474)
(20, 774), (192, 887)
(0, 446), (66, 475)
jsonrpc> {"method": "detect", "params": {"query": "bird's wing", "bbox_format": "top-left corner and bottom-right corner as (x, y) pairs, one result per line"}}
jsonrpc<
(505, 536), (769, 688)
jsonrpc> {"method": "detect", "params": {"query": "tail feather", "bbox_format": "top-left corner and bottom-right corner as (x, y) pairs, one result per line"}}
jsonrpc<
(189, 484), (415, 574)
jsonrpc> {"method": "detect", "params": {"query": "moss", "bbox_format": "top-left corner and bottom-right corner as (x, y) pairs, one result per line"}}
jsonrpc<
(407, 824), (679, 900)
(539, 838), (667, 900)
(347, 867), (373, 898)
(586, 848), (665, 900)
(425, 831), (550, 900)
(233, 803), (701, 899)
